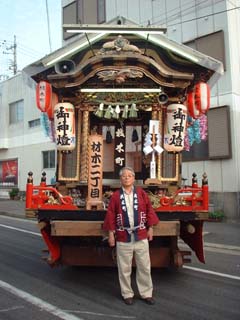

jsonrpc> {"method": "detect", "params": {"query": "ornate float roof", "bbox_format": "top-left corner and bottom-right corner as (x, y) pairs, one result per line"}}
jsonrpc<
(23, 16), (223, 103)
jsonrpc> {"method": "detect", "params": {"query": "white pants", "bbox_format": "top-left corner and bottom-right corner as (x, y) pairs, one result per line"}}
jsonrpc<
(116, 238), (153, 299)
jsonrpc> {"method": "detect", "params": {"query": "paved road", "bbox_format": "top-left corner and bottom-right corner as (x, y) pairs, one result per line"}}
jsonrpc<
(0, 215), (240, 320)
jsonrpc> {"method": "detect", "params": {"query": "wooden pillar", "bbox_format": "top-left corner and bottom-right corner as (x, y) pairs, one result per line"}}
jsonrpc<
(80, 110), (89, 182)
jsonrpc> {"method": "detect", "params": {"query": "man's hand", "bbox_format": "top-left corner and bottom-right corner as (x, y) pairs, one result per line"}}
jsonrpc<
(108, 231), (115, 247)
(147, 227), (153, 241)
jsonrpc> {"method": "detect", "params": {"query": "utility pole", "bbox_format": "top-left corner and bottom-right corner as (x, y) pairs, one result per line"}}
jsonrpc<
(0, 35), (17, 78)
(12, 35), (17, 75)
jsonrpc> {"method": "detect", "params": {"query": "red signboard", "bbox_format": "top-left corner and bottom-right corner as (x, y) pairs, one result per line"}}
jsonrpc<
(0, 159), (18, 187)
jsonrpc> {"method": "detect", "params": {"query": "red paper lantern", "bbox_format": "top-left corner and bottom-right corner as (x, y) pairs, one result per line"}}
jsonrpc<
(187, 91), (201, 119)
(187, 82), (210, 119)
(36, 81), (52, 112)
(195, 82), (210, 114)
(46, 92), (58, 120)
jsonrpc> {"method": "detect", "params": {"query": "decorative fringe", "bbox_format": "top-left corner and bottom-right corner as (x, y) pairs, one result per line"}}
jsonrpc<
(184, 130), (190, 151)
(40, 113), (55, 142)
(49, 120), (55, 142)
(199, 114), (208, 141)
(184, 116), (203, 151)
(40, 112), (49, 137)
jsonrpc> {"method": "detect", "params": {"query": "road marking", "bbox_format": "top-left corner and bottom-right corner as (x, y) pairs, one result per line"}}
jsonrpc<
(0, 224), (40, 236)
(64, 310), (136, 318)
(0, 306), (24, 313)
(0, 280), (84, 320)
(204, 246), (240, 256)
(204, 242), (240, 251)
(179, 242), (240, 255)
(183, 265), (240, 280)
(0, 214), (36, 224)
(0, 280), (135, 320)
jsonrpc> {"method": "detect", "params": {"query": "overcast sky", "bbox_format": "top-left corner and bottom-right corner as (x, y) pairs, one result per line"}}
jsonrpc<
(0, 0), (62, 79)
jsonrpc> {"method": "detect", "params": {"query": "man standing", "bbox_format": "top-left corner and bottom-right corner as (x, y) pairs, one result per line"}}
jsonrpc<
(103, 167), (159, 305)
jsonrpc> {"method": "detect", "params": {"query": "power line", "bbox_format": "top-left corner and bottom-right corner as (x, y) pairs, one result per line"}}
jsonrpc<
(141, 0), (218, 26)
(0, 39), (46, 56)
(151, 1), (240, 28)
(17, 44), (46, 56)
(168, 5), (240, 28)
(0, 38), (47, 73)
(17, 45), (45, 57)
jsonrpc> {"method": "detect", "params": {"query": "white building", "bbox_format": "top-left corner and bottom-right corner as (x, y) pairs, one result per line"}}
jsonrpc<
(0, 74), (56, 198)
(0, 0), (239, 220)
(101, 0), (240, 220)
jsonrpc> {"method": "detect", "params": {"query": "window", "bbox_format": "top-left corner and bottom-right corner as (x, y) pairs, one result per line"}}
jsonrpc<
(80, 0), (98, 24)
(182, 106), (231, 161)
(207, 106), (231, 159)
(42, 150), (55, 169)
(28, 118), (40, 128)
(9, 100), (24, 124)
(97, 0), (106, 23)
(63, 1), (77, 40)
(184, 31), (226, 70)
(63, 0), (105, 41)
(77, 0), (83, 23)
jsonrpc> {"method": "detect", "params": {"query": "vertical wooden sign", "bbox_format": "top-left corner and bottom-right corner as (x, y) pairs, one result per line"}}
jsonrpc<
(87, 135), (103, 210)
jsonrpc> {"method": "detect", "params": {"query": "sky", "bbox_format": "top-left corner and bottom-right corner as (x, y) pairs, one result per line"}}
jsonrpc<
(0, 0), (62, 80)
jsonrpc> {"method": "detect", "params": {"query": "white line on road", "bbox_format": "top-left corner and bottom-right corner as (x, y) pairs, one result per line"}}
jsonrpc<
(179, 240), (240, 253)
(0, 214), (36, 224)
(204, 242), (240, 251)
(183, 265), (240, 280)
(0, 280), (84, 320)
(0, 306), (24, 313)
(0, 224), (40, 236)
(64, 310), (136, 318)
(204, 246), (240, 256)
(0, 280), (135, 320)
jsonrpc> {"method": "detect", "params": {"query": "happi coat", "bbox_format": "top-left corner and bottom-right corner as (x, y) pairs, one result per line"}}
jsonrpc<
(103, 187), (159, 242)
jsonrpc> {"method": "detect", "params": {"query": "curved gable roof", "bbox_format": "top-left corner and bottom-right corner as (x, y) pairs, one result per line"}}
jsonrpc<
(23, 16), (223, 93)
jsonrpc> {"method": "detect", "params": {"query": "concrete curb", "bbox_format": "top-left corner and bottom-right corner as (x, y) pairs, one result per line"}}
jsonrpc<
(0, 212), (34, 220)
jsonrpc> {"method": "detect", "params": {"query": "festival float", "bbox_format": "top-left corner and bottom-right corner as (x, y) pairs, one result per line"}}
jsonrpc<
(24, 19), (223, 268)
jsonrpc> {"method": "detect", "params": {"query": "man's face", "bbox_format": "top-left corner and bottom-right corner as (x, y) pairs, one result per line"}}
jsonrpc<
(120, 170), (135, 188)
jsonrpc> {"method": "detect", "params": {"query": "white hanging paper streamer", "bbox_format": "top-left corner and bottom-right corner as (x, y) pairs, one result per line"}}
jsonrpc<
(154, 133), (164, 154)
(143, 132), (153, 155)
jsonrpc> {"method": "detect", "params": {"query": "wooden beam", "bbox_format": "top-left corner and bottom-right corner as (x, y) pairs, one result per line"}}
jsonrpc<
(50, 220), (180, 237)
(195, 211), (209, 220)
(51, 221), (106, 236)
(153, 221), (180, 236)
(60, 245), (172, 267)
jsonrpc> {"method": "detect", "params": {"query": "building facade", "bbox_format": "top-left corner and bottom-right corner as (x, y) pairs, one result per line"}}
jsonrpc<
(61, 0), (240, 220)
(0, 74), (56, 198)
(0, 0), (239, 220)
